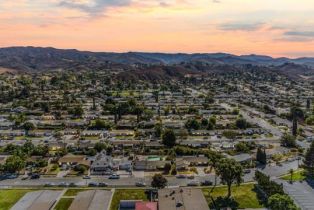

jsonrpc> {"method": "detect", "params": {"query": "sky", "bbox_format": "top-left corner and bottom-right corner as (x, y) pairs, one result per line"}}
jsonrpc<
(1, 0), (314, 57)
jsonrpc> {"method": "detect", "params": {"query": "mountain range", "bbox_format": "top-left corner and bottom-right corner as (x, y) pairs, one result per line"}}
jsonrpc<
(1, 47), (314, 72)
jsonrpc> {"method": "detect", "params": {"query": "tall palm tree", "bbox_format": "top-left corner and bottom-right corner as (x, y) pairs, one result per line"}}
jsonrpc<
(289, 169), (294, 183)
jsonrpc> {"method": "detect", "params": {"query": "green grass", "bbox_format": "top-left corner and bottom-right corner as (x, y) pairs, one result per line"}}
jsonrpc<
(54, 198), (73, 210)
(110, 189), (148, 210)
(63, 189), (89, 196)
(202, 183), (263, 209)
(0, 189), (34, 210)
(281, 170), (307, 181)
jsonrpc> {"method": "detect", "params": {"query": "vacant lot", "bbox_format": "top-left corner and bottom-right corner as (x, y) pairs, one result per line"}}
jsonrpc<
(202, 183), (263, 209)
(0, 189), (34, 210)
(110, 189), (149, 210)
(54, 198), (74, 210)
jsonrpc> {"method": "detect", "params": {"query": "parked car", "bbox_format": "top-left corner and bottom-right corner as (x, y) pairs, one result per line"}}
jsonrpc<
(187, 181), (200, 186)
(176, 174), (186, 179)
(201, 180), (213, 186)
(21, 175), (29, 180)
(69, 182), (77, 187)
(30, 174), (40, 179)
(88, 182), (98, 187)
(44, 182), (54, 187)
(98, 182), (108, 187)
(7, 174), (18, 179)
(244, 169), (251, 174)
(59, 182), (69, 187)
(187, 175), (195, 179)
(135, 182), (146, 187)
(109, 174), (120, 179)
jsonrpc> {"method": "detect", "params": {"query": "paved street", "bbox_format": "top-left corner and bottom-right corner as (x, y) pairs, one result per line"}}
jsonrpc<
(0, 160), (299, 188)
(277, 180), (314, 210)
(221, 103), (283, 138)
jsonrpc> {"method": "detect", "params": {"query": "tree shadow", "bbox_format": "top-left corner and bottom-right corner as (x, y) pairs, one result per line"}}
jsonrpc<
(252, 184), (268, 206)
(210, 196), (239, 210)
(305, 178), (314, 189)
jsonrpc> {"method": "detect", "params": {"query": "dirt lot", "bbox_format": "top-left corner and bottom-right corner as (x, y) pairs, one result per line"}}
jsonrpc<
(0, 67), (17, 74)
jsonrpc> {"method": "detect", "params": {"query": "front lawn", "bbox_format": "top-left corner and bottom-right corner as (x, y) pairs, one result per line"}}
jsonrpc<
(110, 189), (148, 210)
(202, 183), (263, 209)
(0, 189), (34, 210)
(63, 189), (89, 196)
(281, 170), (306, 181)
(54, 198), (73, 210)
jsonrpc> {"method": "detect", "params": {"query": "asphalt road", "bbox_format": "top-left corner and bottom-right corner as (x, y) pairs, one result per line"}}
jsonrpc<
(0, 160), (299, 188)
(220, 103), (283, 138)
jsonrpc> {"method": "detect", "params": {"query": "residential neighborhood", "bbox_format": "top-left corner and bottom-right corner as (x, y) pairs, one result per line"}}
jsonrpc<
(0, 65), (313, 210)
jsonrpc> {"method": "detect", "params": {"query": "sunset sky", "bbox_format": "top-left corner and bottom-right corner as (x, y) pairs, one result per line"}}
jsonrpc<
(1, 0), (314, 57)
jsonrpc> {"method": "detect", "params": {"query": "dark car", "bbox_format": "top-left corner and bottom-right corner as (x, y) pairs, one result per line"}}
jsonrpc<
(59, 182), (69, 187)
(30, 174), (40, 179)
(244, 169), (251, 174)
(98, 182), (108, 187)
(201, 180), (213, 186)
(69, 182), (77, 187)
(88, 182), (98, 187)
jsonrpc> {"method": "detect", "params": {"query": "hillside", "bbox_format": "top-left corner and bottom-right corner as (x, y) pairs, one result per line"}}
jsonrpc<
(1, 47), (314, 71)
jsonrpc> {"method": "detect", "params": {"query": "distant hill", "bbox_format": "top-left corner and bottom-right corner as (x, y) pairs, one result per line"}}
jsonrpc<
(1, 47), (314, 72)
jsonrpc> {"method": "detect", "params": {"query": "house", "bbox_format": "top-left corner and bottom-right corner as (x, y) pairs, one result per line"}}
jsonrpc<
(176, 156), (209, 166)
(119, 200), (157, 210)
(90, 153), (118, 175)
(158, 188), (209, 210)
(58, 154), (90, 168)
(133, 156), (170, 171)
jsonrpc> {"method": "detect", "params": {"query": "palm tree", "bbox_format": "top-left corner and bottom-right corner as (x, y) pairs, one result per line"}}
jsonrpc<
(289, 169), (294, 183)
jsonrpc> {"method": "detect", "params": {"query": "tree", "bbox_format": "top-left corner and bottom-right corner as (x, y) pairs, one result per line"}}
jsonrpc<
(256, 147), (267, 165)
(207, 121), (214, 130)
(94, 142), (107, 153)
(291, 106), (304, 136)
(201, 118), (208, 126)
(207, 150), (223, 189)
(154, 123), (162, 138)
(209, 116), (216, 125)
(216, 158), (243, 198)
(151, 174), (167, 189)
(22, 140), (35, 156)
(306, 98), (311, 110)
(164, 163), (172, 174)
(289, 169), (294, 183)
(268, 194), (299, 210)
(72, 105), (84, 117)
(235, 118), (248, 129)
(281, 134), (296, 148)
(23, 121), (35, 136)
(162, 129), (176, 148)
(93, 119), (112, 130)
(303, 141), (314, 178)
(292, 117), (298, 136)
(185, 118), (200, 130)
(222, 130), (238, 140)
(134, 105), (144, 123)
(4, 155), (25, 173)
(235, 142), (250, 153)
